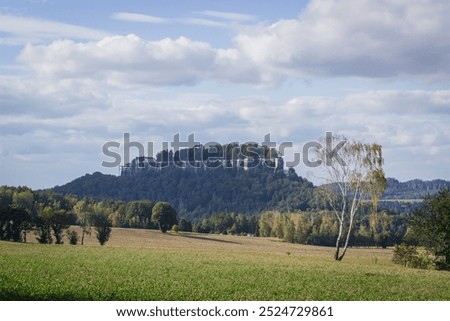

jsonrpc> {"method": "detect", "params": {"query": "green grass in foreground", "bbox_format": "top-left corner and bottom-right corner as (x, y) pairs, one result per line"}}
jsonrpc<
(0, 238), (449, 300)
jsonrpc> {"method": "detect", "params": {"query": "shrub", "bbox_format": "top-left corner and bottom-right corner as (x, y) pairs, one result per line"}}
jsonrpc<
(67, 230), (78, 245)
(393, 244), (418, 267)
(409, 249), (433, 269)
(393, 244), (433, 269)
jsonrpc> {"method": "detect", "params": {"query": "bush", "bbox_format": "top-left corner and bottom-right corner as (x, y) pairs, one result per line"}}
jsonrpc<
(393, 244), (417, 266)
(171, 224), (179, 233)
(393, 244), (433, 269)
(178, 218), (192, 232)
(67, 230), (78, 245)
(410, 249), (433, 269)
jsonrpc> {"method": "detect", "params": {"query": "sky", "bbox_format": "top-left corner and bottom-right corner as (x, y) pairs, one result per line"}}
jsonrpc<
(1, 0), (450, 189)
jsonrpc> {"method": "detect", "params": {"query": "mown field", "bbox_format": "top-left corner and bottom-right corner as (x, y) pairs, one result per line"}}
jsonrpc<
(0, 228), (449, 300)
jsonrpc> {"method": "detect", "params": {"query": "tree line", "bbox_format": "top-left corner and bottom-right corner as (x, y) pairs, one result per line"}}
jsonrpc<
(192, 213), (258, 235)
(257, 209), (407, 248)
(0, 186), (178, 245)
(0, 186), (112, 245)
(0, 184), (435, 250)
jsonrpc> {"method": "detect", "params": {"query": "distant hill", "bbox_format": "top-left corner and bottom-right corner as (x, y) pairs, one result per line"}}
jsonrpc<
(382, 178), (450, 200)
(53, 167), (314, 220)
(378, 178), (450, 213)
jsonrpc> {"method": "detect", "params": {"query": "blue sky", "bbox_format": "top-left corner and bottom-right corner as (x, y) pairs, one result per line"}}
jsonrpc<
(1, 0), (450, 189)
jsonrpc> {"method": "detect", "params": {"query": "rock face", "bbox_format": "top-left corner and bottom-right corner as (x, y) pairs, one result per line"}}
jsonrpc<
(120, 145), (284, 176)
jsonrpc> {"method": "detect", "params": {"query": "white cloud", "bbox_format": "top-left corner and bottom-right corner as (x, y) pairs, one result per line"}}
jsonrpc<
(110, 10), (255, 30)
(233, 0), (450, 80)
(111, 12), (168, 24)
(0, 75), (110, 117)
(0, 14), (109, 45)
(183, 18), (227, 28)
(18, 34), (218, 87)
(15, 0), (450, 88)
(197, 10), (256, 22)
(17, 33), (270, 87)
(2, 82), (448, 155)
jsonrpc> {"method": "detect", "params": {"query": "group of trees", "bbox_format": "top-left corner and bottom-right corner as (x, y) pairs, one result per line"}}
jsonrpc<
(0, 186), (112, 245)
(192, 213), (258, 235)
(73, 199), (180, 234)
(0, 186), (183, 245)
(258, 210), (407, 248)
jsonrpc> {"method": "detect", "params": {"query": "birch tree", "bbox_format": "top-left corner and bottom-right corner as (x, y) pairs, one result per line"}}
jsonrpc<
(314, 134), (386, 261)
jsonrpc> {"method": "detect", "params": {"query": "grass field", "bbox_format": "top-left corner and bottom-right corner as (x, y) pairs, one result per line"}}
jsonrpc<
(0, 228), (449, 300)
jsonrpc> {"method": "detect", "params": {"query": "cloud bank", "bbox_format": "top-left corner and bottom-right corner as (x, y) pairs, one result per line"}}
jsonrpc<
(16, 0), (450, 89)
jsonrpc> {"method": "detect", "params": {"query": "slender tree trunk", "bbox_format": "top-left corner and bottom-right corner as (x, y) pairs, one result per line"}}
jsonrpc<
(334, 239), (341, 260)
(338, 226), (352, 261)
(81, 229), (85, 245)
(338, 196), (358, 261)
(335, 216), (344, 260)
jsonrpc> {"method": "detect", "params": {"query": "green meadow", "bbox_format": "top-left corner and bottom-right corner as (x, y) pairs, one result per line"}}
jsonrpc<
(0, 228), (449, 300)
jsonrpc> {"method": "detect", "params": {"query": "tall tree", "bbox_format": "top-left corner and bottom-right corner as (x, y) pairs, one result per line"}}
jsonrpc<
(93, 212), (112, 246)
(314, 135), (386, 260)
(151, 202), (178, 233)
(411, 189), (450, 270)
(73, 199), (93, 245)
(370, 210), (392, 248)
(92, 203), (112, 246)
(50, 209), (70, 244)
(35, 205), (53, 244)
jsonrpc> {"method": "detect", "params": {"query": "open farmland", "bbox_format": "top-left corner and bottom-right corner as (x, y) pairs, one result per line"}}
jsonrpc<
(0, 228), (449, 300)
